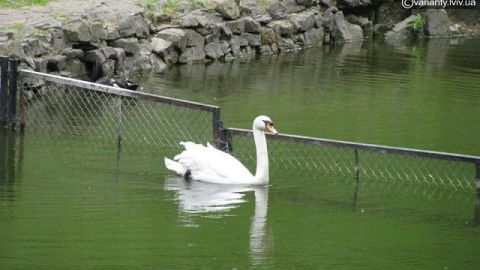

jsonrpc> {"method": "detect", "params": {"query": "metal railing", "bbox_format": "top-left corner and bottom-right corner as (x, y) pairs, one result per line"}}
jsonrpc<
(1, 55), (479, 191)
(224, 128), (480, 190)
(17, 69), (222, 153)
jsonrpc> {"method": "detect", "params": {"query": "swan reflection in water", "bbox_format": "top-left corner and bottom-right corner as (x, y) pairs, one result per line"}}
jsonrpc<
(164, 176), (272, 265)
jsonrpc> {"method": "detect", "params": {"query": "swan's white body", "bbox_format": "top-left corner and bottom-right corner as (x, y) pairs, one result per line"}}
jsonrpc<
(164, 115), (277, 185)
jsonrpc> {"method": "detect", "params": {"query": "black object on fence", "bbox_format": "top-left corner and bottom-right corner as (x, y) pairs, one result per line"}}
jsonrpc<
(0, 56), (18, 128)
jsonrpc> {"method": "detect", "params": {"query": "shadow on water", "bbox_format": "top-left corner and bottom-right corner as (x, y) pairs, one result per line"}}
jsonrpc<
(164, 176), (272, 266)
(0, 128), (24, 203)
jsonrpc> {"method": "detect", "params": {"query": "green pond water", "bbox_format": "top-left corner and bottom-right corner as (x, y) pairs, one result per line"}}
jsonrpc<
(1, 38), (480, 269)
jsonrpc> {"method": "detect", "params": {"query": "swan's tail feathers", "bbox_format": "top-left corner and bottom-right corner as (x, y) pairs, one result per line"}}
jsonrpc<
(164, 158), (188, 176)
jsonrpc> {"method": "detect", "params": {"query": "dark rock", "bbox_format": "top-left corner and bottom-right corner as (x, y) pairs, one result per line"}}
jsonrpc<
(156, 28), (188, 52)
(150, 12), (171, 25)
(277, 37), (296, 51)
(47, 28), (67, 52)
(425, 9), (451, 36)
(214, 0), (241, 20)
(176, 10), (223, 28)
(237, 34), (250, 47)
(225, 19), (245, 34)
(337, 0), (371, 8)
(118, 14), (149, 38)
(60, 48), (84, 59)
(184, 29), (205, 48)
(296, 0), (318, 6)
(346, 15), (373, 37)
(333, 11), (363, 42)
(253, 13), (272, 25)
(373, 24), (393, 37)
(218, 24), (233, 40)
(63, 20), (92, 42)
(65, 59), (88, 77)
(384, 15), (417, 40)
(319, 0), (336, 7)
(151, 37), (178, 64)
(242, 33), (262, 46)
(289, 11), (316, 32)
(304, 27), (324, 46)
(179, 47), (206, 64)
(220, 40), (231, 54)
(244, 17), (262, 33)
(204, 42), (225, 60)
(267, 20), (295, 38)
(376, 2), (410, 25)
(111, 38), (141, 56)
(283, 0), (306, 14)
(150, 54), (167, 74)
(259, 45), (274, 55)
(229, 36), (241, 56)
(90, 22), (107, 42)
(25, 38), (51, 57)
(266, 0), (287, 19)
(47, 54), (67, 72)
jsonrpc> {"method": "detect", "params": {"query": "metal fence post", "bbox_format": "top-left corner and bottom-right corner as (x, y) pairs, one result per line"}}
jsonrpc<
(7, 59), (18, 128)
(115, 96), (123, 147)
(354, 148), (360, 184)
(476, 162), (480, 194)
(212, 107), (223, 148)
(0, 56), (9, 126)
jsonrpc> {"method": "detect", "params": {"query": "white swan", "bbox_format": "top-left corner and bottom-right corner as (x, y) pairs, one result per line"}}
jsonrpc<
(164, 115), (278, 185)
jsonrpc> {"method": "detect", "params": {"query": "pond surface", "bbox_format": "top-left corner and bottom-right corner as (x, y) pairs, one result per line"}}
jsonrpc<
(1, 38), (480, 269)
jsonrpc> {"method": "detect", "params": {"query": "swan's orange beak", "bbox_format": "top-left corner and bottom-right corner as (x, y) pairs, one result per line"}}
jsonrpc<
(266, 122), (278, 135)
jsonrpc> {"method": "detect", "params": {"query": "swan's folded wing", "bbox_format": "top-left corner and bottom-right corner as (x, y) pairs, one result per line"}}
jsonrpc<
(175, 142), (253, 184)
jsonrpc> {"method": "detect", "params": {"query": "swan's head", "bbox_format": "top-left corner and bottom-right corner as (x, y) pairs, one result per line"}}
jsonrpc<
(253, 115), (278, 134)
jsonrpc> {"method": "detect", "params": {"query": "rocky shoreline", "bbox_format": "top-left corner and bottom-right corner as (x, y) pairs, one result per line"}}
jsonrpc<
(0, 0), (478, 80)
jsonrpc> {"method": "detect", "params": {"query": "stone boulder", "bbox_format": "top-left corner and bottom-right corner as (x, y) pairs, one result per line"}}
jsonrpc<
(425, 9), (451, 36)
(244, 18), (262, 34)
(266, 0), (287, 19)
(288, 11), (316, 32)
(175, 10), (223, 28)
(267, 20), (295, 38)
(296, 0), (318, 6)
(225, 19), (245, 34)
(179, 47), (206, 63)
(155, 28), (188, 52)
(337, 0), (371, 8)
(303, 27), (324, 46)
(204, 42), (224, 60)
(376, 2), (409, 25)
(384, 15), (417, 40)
(111, 38), (141, 56)
(333, 11), (363, 42)
(214, 0), (241, 20)
(117, 14), (150, 38)
(184, 29), (205, 49)
(151, 37), (178, 64)
(63, 20), (92, 43)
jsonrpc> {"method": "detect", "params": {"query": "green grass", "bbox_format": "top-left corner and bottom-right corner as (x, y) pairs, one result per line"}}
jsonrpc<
(0, 0), (52, 8)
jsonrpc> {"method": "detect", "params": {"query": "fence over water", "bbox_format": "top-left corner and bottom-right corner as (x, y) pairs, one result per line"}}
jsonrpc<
(1, 56), (479, 191)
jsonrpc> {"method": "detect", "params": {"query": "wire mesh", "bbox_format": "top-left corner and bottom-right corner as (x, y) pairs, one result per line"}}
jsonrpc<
(226, 129), (479, 191)
(18, 71), (217, 154)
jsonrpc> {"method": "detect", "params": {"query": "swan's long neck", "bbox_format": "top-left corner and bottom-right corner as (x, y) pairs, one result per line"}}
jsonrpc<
(253, 128), (269, 185)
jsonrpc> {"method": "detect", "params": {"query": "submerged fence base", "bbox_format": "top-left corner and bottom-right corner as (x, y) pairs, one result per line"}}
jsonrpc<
(1, 55), (479, 192)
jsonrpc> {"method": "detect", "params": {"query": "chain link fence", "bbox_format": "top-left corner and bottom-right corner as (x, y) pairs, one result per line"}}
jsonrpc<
(17, 70), (221, 154)
(5, 66), (479, 191)
(225, 128), (480, 191)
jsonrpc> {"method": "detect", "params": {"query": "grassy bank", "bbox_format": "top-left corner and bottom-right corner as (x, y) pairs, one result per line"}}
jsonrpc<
(0, 0), (52, 8)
